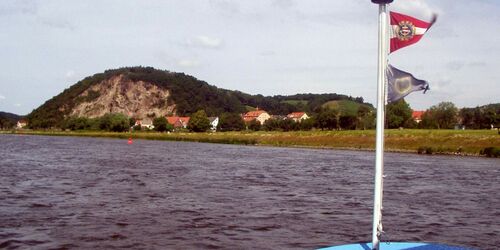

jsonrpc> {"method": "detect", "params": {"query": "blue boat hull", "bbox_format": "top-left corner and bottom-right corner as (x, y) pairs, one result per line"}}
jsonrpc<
(318, 242), (475, 250)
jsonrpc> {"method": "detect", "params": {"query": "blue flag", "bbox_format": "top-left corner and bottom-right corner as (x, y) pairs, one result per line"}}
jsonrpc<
(386, 64), (429, 103)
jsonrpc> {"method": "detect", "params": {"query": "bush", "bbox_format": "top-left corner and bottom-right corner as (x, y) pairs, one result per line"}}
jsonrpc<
(480, 147), (500, 158)
(417, 146), (434, 155)
(153, 117), (168, 132)
(247, 119), (261, 131)
(218, 113), (245, 131)
(99, 113), (129, 132)
(188, 110), (210, 132)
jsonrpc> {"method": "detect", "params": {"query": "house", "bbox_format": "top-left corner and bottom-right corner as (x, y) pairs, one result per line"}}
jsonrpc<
(208, 117), (219, 131)
(16, 120), (27, 129)
(243, 110), (271, 125)
(134, 118), (154, 130)
(287, 112), (309, 122)
(166, 116), (190, 129)
(412, 111), (425, 124)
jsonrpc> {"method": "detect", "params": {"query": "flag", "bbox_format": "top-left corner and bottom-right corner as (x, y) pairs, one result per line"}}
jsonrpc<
(390, 11), (437, 53)
(386, 64), (429, 103)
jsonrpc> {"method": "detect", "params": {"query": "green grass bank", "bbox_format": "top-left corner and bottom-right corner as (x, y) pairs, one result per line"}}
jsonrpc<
(4, 129), (500, 157)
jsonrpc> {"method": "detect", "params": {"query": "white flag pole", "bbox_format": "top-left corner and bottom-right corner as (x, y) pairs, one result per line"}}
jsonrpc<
(371, 1), (390, 249)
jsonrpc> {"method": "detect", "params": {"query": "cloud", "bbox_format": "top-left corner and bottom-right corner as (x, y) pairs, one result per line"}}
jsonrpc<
(0, 0), (38, 16)
(177, 59), (200, 68)
(0, 94), (5, 100)
(14, 103), (22, 107)
(391, 0), (439, 20)
(446, 61), (465, 71)
(187, 36), (223, 49)
(272, 0), (295, 9)
(39, 18), (76, 31)
(260, 50), (276, 56)
(209, 0), (240, 14)
(65, 70), (75, 78)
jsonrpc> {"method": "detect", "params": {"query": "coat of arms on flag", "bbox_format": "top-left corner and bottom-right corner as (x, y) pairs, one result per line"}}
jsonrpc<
(390, 11), (437, 53)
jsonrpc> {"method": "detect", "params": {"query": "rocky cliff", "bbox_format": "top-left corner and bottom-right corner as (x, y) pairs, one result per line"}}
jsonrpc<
(68, 74), (174, 119)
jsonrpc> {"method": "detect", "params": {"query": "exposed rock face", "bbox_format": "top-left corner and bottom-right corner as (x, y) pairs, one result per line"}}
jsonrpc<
(69, 75), (175, 119)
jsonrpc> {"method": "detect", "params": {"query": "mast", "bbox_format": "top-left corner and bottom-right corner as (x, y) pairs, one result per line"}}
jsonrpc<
(371, 0), (391, 249)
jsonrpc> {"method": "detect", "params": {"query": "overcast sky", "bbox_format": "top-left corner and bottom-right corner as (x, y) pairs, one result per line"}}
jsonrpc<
(0, 0), (499, 115)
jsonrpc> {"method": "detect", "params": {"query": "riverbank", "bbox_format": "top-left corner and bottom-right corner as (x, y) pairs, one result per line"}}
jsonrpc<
(3, 129), (499, 157)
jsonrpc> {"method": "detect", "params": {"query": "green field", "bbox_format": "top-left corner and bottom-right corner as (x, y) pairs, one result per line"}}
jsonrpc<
(5, 129), (499, 156)
(322, 99), (372, 116)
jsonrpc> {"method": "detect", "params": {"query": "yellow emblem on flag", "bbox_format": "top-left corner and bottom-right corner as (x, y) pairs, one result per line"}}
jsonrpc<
(396, 21), (416, 41)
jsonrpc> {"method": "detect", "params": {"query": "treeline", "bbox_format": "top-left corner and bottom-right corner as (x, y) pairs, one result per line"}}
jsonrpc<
(387, 101), (500, 129)
(25, 66), (367, 129)
(23, 99), (500, 132)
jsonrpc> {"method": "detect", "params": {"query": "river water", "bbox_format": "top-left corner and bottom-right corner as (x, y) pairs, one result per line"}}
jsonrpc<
(0, 134), (499, 249)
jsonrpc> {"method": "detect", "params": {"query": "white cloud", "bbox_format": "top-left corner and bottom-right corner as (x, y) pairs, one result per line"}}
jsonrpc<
(14, 103), (21, 107)
(391, 0), (439, 20)
(65, 70), (75, 78)
(0, 0), (38, 16)
(39, 17), (76, 30)
(0, 94), (5, 100)
(177, 59), (200, 68)
(187, 36), (223, 49)
(272, 0), (295, 9)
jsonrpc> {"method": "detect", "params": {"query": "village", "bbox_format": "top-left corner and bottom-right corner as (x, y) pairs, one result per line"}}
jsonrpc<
(12, 109), (433, 131)
(131, 110), (310, 131)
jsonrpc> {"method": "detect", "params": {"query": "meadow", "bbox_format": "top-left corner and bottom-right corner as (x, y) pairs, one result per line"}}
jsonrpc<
(6, 129), (500, 156)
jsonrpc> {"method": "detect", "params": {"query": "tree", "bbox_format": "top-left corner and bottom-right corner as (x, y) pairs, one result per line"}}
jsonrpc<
(129, 117), (136, 128)
(188, 110), (211, 132)
(153, 117), (169, 132)
(247, 119), (261, 131)
(0, 117), (15, 129)
(279, 119), (299, 131)
(339, 115), (357, 130)
(218, 113), (245, 131)
(315, 108), (338, 130)
(386, 99), (412, 128)
(263, 118), (280, 131)
(299, 117), (314, 131)
(356, 105), (375, 130)
(99, 113), (129, 132)
(423, 102), (458, 129)
(63, 116), (91, 130)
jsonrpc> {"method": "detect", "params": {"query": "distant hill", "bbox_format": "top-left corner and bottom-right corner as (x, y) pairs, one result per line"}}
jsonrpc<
(0, 111), (22, 129)
(26, 66), (369, 128)
(322, 99), (374, 116)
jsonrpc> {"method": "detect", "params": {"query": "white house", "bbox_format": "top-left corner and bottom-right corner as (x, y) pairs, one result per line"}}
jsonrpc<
(16, 120), (28, 129)
(287, 112), (309, 122)
(208, 117), (219, 131)
(135, 118), (155, 130)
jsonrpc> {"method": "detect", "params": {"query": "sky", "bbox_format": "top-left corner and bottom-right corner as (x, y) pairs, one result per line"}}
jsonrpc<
(0, 0), (499, 115)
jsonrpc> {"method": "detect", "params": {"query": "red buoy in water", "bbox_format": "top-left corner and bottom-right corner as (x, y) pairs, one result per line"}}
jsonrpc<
(127, 137), (133, 144)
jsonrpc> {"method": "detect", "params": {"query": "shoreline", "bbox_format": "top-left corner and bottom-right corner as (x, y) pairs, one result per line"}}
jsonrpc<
(2, 129), (499, 158)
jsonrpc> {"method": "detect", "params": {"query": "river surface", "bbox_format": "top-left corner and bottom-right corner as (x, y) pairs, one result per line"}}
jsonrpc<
(0, 134), (499, 249)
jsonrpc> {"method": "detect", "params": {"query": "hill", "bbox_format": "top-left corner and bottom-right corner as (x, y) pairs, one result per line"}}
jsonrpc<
(26, 66), (368, 128)
(0, 111), (22, 129)
(322, 99), (374, 116)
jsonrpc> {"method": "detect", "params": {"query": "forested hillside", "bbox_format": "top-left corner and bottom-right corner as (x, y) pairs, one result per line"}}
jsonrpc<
(26, 66), (366, 128)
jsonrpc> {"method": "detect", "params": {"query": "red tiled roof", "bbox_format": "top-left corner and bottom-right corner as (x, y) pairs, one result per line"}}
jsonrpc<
(166, 117), (179, 125)
(287, 112), (306, 119)
(179, 117), (190, 124)
(412, 111), (425, 119)
(166, 116), (190, 128)
(244, 110), (267, 118)
(243, 117), (256, 122)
